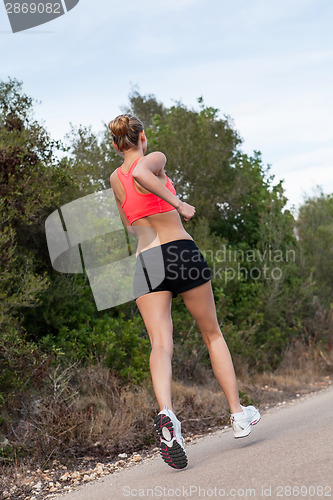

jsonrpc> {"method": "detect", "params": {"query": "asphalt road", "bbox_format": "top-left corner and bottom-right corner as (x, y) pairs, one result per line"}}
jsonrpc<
(55, 385), (333, 500)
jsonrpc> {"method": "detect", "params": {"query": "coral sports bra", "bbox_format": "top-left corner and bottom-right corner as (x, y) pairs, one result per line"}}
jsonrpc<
(115, 157), (177, 225)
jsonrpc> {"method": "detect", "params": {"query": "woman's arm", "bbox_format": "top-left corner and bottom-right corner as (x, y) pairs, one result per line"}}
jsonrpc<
(133, 152), (196, 221)
(132, 152), (181, 209)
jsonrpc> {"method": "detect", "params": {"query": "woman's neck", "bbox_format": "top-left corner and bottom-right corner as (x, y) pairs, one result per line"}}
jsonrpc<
(122, 146), (144, 166)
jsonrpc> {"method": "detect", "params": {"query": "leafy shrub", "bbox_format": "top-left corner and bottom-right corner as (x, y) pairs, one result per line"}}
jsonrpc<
(0, 326), (51, 410)
(40, 313), (150, 384)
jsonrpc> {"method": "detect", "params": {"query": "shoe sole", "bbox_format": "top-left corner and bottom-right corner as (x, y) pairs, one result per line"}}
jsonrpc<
(154, 414), (188, 469)
(233, 412), (261, 439)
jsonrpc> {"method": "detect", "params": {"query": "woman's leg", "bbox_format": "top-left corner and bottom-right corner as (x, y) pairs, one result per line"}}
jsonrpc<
(181, 281), (242, 414)
(135, 290), (174, 411)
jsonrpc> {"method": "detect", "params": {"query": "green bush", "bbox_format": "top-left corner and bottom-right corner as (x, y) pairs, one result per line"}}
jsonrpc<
(40, 313), (150, 384)
(0, 326), (51, 410)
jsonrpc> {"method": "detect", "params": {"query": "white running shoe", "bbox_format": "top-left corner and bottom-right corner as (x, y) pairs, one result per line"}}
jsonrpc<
(154, 406), (188, 469)
(231, 405), (261, 438)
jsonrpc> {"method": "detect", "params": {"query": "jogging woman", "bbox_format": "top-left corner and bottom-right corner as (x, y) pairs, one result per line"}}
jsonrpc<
(109, 114), (260, 470)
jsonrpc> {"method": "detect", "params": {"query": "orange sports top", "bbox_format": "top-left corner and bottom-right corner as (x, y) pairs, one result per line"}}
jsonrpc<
(115, 157), (177, 225)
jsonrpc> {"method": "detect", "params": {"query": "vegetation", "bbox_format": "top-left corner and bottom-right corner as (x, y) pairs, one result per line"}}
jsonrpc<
(1, 78), (332, 472)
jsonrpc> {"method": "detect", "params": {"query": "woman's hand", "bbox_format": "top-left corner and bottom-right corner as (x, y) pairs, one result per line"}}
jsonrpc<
(176, 200), (196, 222)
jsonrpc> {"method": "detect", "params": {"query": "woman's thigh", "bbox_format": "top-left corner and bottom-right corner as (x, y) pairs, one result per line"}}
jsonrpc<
(180, 281), (220, 341)
(135, 291), (174, 349)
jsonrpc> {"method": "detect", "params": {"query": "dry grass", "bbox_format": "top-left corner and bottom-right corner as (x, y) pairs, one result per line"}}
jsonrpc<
(238, 339), (333, 410)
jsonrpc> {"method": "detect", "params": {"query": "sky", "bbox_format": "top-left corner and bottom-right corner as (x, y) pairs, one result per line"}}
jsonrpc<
(1, 0), (333, 214)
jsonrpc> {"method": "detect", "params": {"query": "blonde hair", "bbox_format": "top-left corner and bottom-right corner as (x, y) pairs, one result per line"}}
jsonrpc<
(108, 114), (144, 152)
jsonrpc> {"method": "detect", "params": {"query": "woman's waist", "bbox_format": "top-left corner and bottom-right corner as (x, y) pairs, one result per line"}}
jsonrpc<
(133, 215), (193, 256)
(135, 237), (194, 256)
(135, 233), (194, 257)
(135, 235), (201, 260)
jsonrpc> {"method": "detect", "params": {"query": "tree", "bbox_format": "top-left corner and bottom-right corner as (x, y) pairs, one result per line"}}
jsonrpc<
(0, 78), (91, 336)
(123, 87), (166, 129)
(1, 77), (56, 326)
(297, 190), (333, 308)
(145, 97), (242, 223)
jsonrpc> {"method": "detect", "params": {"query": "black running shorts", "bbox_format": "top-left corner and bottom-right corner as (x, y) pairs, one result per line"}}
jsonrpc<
(133, 239), (211, 299)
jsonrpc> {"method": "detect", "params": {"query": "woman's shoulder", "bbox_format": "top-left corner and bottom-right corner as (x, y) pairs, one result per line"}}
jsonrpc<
(142, 151), (166, 164)
(137, 152), (167, 171)
(110, 169), (118, 182)
(110, 168), (122, 190)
